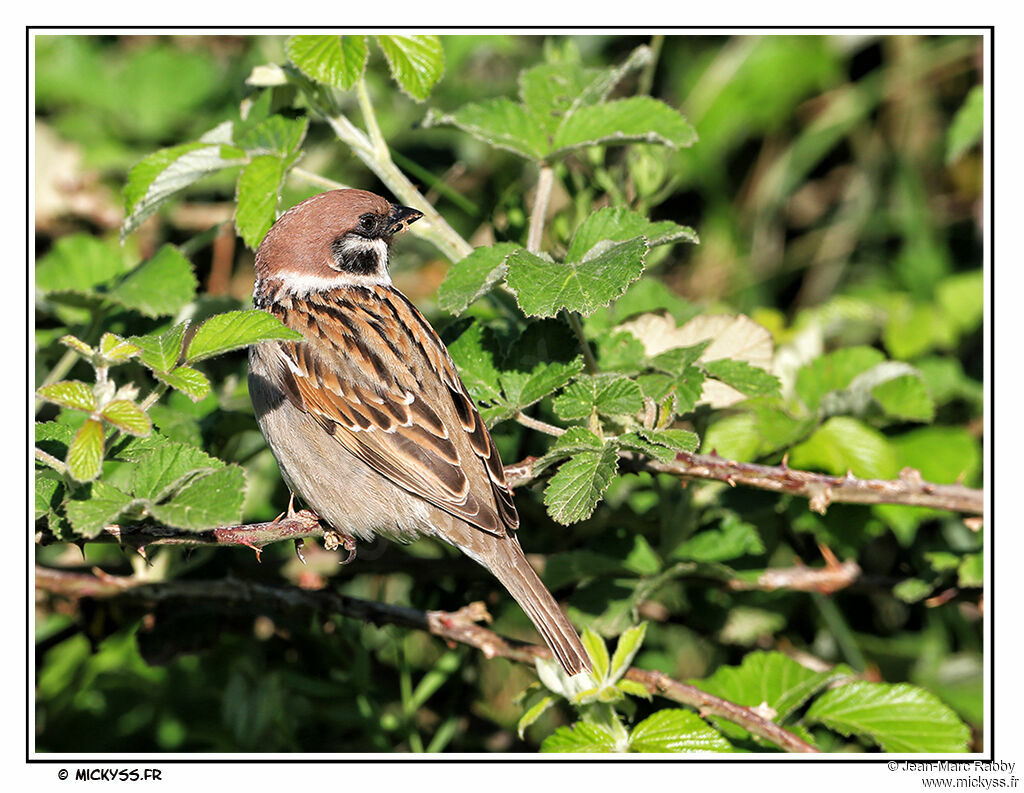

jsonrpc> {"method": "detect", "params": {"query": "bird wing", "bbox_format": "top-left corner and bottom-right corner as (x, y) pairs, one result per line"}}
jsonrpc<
(266, 285), (518, 537)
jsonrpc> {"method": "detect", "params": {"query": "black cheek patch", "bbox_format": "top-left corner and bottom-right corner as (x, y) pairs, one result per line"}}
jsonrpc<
(330, 237), (384, 275)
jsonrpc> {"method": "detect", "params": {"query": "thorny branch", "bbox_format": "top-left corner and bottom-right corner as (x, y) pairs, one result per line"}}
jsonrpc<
(34, 566), (818, 753)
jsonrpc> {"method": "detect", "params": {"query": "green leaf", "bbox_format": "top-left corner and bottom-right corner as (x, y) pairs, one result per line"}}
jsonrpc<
(534, 426), (605, 474)
(445, 321), (504, 406)
(125, 436), (221, 500)
(36, 421), (75, 463)
(618, 428), (699, 464)
(893, 578), (933, 603)
(436, 243), (519, 314)
(567, 207), (698, 262)
(425, 98), (548, 161)
(581, 627), (611, 681)
(131, 323), (188, 374)
(541, 721), (620, 753)
(805, 681), (970, 753)
(700, 412), (760, 461)
(543, 439), (619, 525)
(789, 416), (899, 479)
(702, 359), (781, 398)
(506, 240), (647, 318)
(186, 310), (303, 363)
(286, 35), (368, 90)
(236, 154), (289, 249)
(672, 514), (764, 563)
(155, 366), (212, 402)
(100, 400), (152, 437)
(553, 374), (643, 420)
(946, 85), (983, 164)
(235, 114), (307, 156)
(106, 245), (198, 318)
(148, 465), (246, 531)
(98, 333), (141, 363)
(958, 553), (983, 588)
(550, 97), (697, 157)
(376, 35), (444, 101)
(795, 346), (887, 413)
(64, 480), (134, 538)
(516, 694), (556, 739)
(870, 374), (935, 422)
(629, 710), (733, 753)
(122, 128), (246, 238)
(66, 418), (105, 482)
(609, 623), (647, 682)
(937, 270), (983, 336)
(36, 234), (129, 294)
(694, 651), (847, 725)
(35, 469), (63, 520)
(37, 380), (95, 413)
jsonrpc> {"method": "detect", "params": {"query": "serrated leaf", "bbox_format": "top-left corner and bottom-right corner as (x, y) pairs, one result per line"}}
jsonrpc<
(35, 469), (63, 520)
(533, 426), (605, 476)
(893, 578), (933, 603)
(693, 651), (847, 729)
(131, 323), (188, 373)
(629, 710), (733, 753)
(507, 240), (647, 318)
(870, 374), (934, 422)
(445, 321), (503, 405)
(618, 428), (698, 464)
(701, 412), (760, 461)
(376, 35), (444, 101)
(60, 334), (94, 358)
(36, 421), (75, 463)
(99, 400), (152, 437)
(540, 721), (620, 753)
(436, 243), (519, 315)
(148, 465), (246, 530)
(550, 96), (697, 157)
(186, 310), (303, 363)
(805, 682), (970, 753)
(567, 207), (698, 262)
(66, 418), (105, 482)
(236, 154), (289, 249)
(553, 374), (643, 420)
(155, 366), (211, 402)
(286, 35), (368, 90)
(122, 131), (246, 238)
(425, 99), (548, 161)
(789, 416), (899, 479)
(517, 694), (556, 739)
(502, 358), (585, 414)
(64, 480), (133, 538)
(580, 628), (610, 682)
(702, 359), (780, 398)
(106, 245), (198, 318)
(609, 623), (647, 682)
(98, 333), (140, 363)
(616, 679), (653, 700)
(958, 553), (982, 588)
(543, 440), (619, 525)
(796, 346), (887, 413)
(235, 114), (307, 156)
(37, 380), (95, 413)
(36, 233), (128, 294)
(131, 439), (223, 503)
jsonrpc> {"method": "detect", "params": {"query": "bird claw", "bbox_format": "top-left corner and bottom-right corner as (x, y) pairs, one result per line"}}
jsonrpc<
(323, 529), (358, 565)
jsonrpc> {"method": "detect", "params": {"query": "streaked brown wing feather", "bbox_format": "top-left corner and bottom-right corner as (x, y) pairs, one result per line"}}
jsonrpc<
(269, 286), (518, 536)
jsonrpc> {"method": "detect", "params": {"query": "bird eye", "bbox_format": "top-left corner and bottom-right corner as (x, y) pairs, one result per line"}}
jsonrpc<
(358, 214), (377, 233)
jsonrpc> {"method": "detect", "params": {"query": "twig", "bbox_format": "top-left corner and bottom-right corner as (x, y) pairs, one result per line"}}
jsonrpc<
(34, 566), (817, 754)
(526, 164), (554, 254)
(514, 412), (565, 438)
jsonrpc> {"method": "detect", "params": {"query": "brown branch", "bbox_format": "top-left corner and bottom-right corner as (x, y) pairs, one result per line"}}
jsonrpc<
(507, 446), (983, 515)
(35, 565), (818, 754)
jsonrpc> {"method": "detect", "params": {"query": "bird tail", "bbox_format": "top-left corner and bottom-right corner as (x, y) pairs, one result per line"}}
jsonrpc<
(482, 536), (592, 677)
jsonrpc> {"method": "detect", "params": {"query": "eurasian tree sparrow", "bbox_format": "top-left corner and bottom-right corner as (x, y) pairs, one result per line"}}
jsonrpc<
(249, 189), (590, 676)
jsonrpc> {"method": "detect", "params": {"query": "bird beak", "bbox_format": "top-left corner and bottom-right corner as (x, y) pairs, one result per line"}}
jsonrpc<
(387, 204), (424, 236)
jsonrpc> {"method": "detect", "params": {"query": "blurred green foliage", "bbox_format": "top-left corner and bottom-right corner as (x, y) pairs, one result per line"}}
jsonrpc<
(34, 33), (983, 753)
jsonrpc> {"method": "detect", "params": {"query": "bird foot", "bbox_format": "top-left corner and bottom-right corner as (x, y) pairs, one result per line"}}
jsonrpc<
(323, 529), (358, 565)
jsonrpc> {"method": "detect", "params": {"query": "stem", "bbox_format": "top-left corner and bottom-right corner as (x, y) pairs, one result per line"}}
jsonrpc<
(35, 448), (67, 476)
(565, 311), (599, 374)
(527, 164), (555, 254)
(637, 35), (664, 96)
(356, 78), (388, 157)
(514, 412), (565, 437)
(139, 383), (168, 412)
(290, 167), (350, 192)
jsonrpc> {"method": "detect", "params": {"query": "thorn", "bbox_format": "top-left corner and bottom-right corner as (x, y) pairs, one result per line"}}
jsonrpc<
(726, 476), (736, 487)
(780, 453), (789, 469)
(817, 543), (840, 570)
(74, 539), (87, 560)
(136, 545), (149, 563)
(294, 538), (306, 565)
